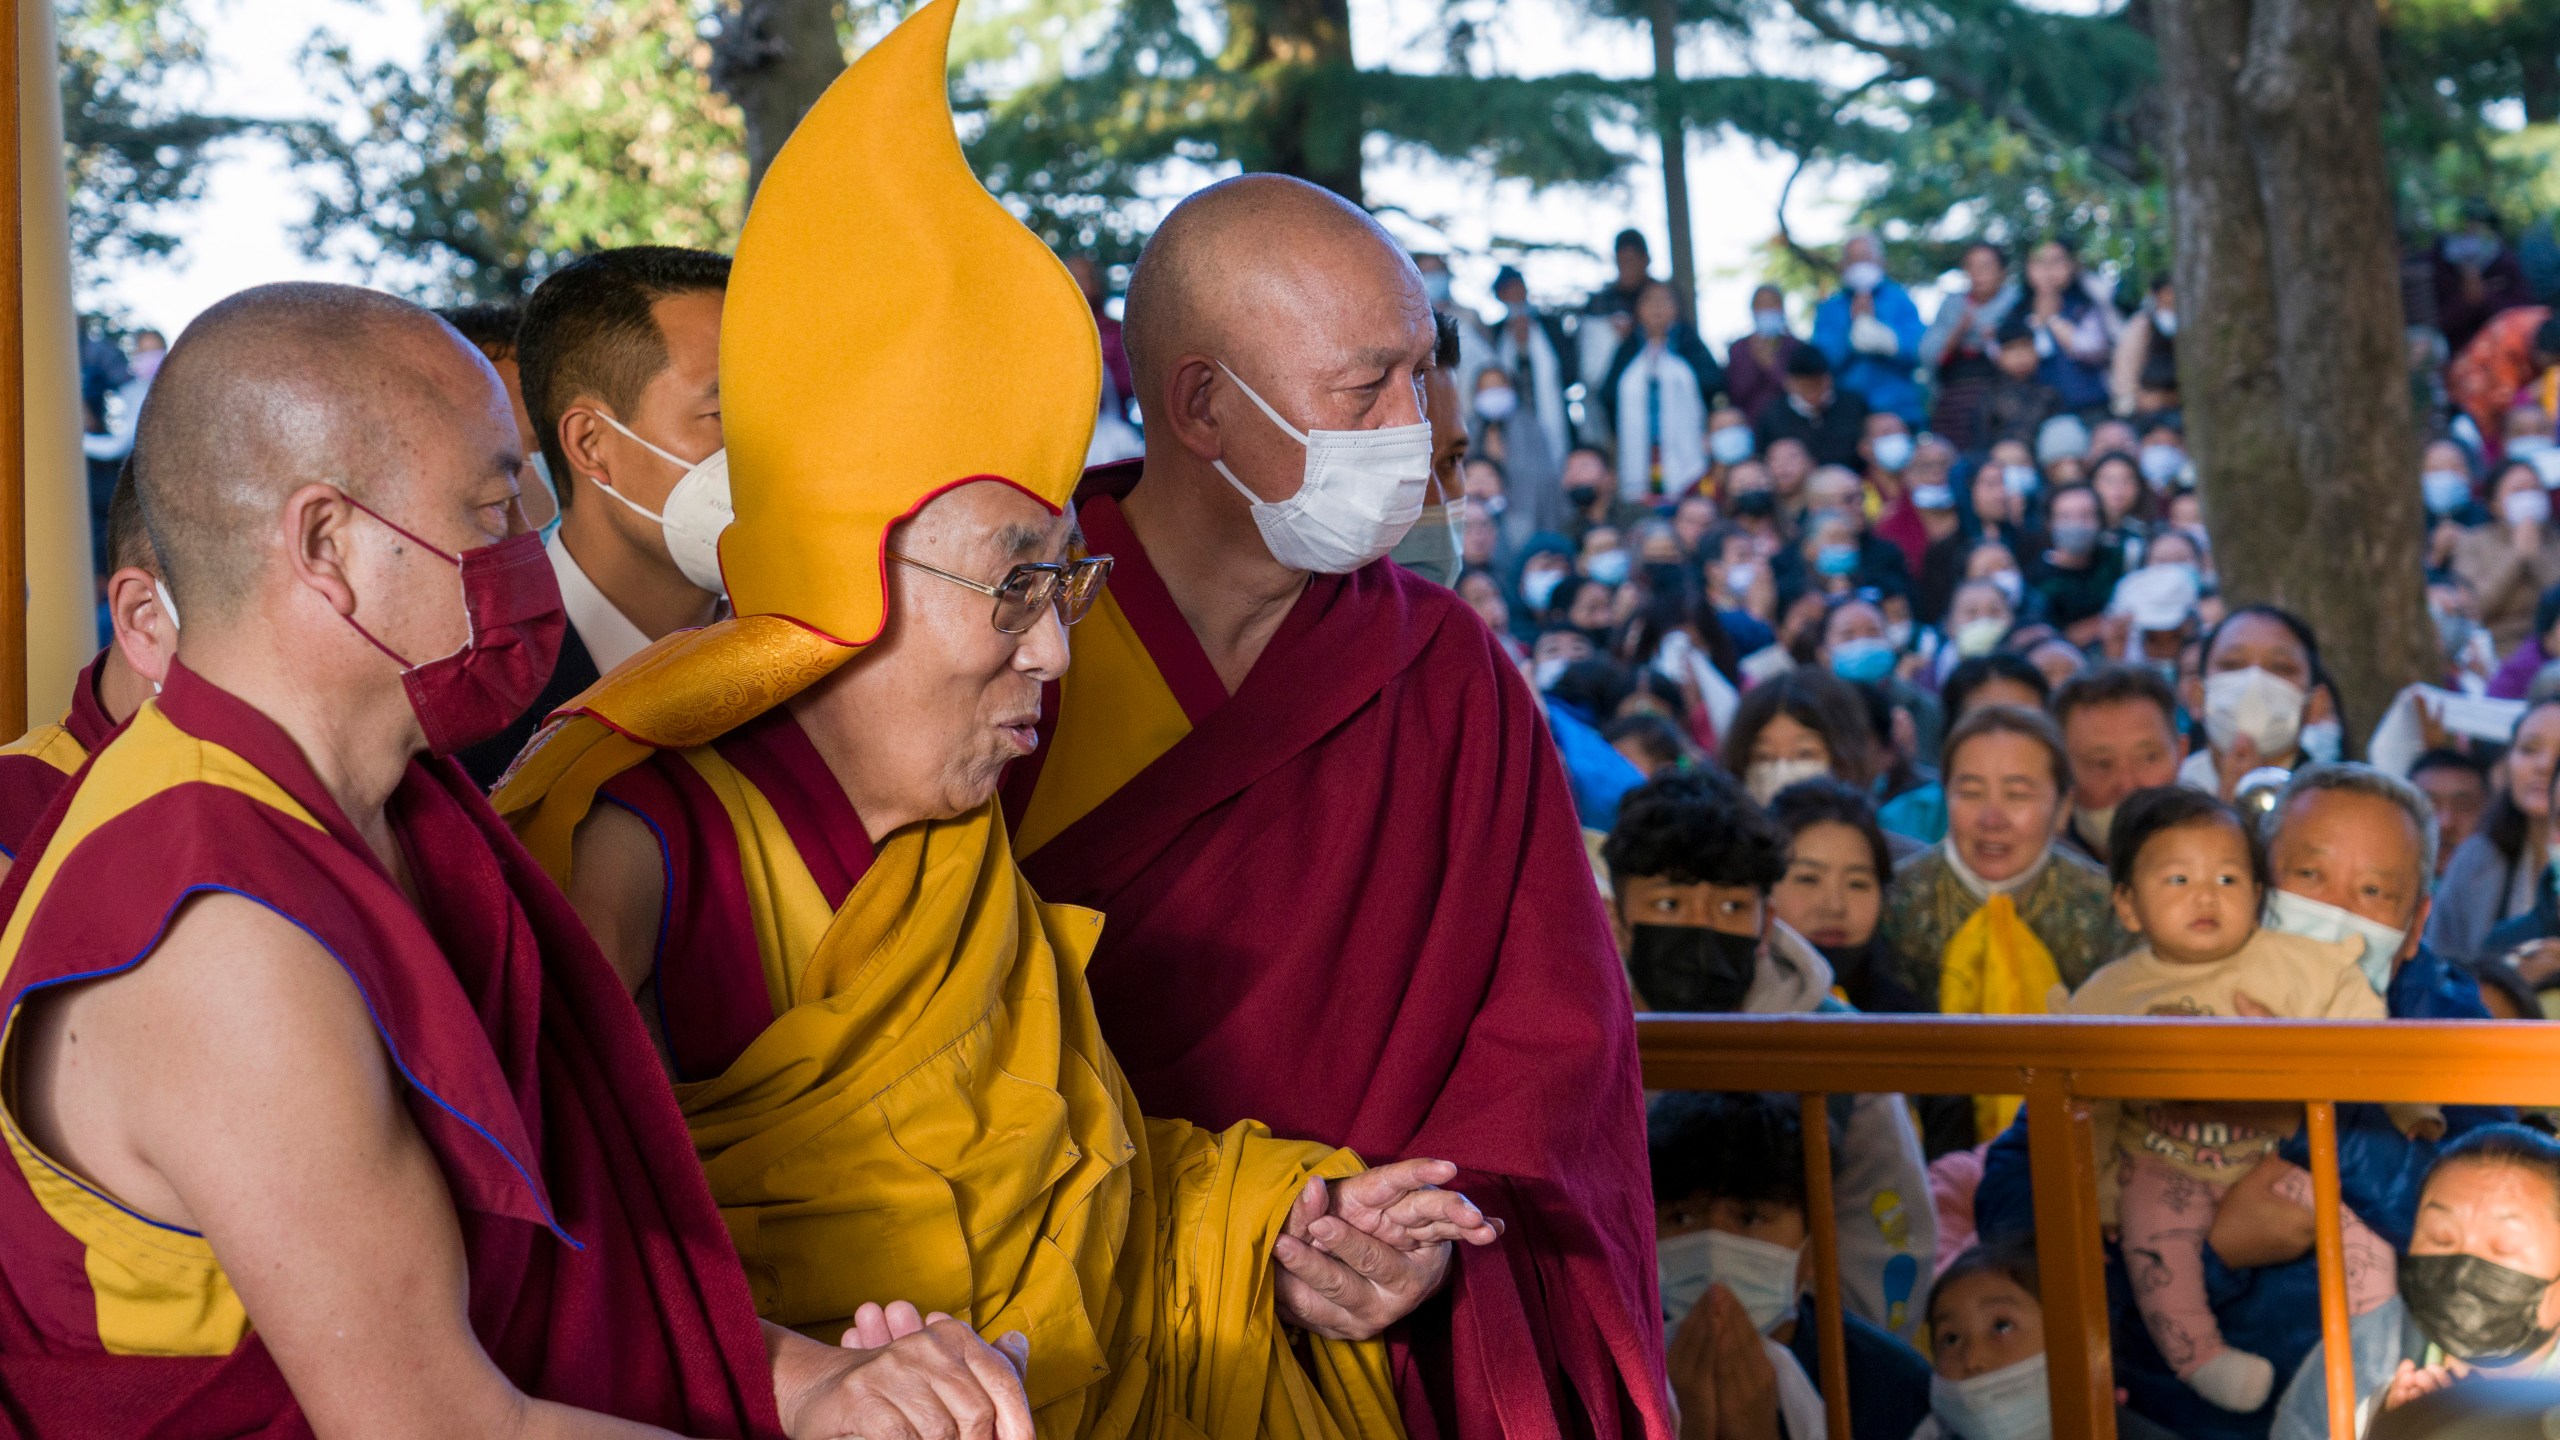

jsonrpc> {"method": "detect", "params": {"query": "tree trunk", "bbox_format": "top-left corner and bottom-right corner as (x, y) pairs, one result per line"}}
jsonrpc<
(1228, 0), (1363, 202)
(709, 0), (845, 201)
(2155, 0), (2436, 745)
(1647, 0), (1698, 323)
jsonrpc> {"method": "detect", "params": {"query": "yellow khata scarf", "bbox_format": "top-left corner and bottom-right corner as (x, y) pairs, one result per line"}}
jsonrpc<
(499, 717), (1404, 1439)
(1937, 893), (2063, 1140)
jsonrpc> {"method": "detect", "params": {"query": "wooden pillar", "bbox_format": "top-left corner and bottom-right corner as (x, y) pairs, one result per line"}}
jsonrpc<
(0, 0), (23, 740)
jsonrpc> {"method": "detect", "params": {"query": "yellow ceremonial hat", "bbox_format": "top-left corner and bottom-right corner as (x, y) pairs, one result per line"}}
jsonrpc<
(556, 0), (1100, 749)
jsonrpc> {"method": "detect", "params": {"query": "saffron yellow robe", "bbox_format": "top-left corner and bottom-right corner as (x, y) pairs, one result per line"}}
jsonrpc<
(499, 718), (1404, 1439)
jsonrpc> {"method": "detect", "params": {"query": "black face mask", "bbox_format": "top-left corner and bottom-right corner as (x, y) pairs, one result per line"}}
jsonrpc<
(2400, 1251), (2560, 1364)
(1733, 491), (1777, 520)
(1567, 484), (1602, 511)
(1627, 924), (1759, 1012)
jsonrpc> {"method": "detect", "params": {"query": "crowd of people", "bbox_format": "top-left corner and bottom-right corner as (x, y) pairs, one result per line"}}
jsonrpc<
(1442, 226), (2560, 1437)
(43, 12), (2560, 1434)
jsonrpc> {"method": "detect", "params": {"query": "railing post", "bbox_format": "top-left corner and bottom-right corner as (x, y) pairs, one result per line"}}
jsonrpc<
(2024, 1070), (2116, 1440)
(1799, 1093), (1852, 1440)
(2305, 1102), (2356, 1440)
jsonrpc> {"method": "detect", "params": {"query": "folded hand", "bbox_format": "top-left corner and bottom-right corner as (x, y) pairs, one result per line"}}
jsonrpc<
(1272, 1158), (1502, 1340)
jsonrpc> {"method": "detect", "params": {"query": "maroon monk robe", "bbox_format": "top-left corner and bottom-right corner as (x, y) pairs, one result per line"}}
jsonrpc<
(0, 650), (119, 860)
(1014, 469), (1670, 1440)
(593, 703), (875, 1081)
(0, 664), (783, 1438)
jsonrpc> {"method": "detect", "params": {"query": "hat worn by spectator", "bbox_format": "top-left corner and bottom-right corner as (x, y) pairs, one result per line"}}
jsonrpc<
(2037, 414), (2092, 466)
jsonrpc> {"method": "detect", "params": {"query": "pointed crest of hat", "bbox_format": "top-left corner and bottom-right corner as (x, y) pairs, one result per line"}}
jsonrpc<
(545, 0), (1100, 751)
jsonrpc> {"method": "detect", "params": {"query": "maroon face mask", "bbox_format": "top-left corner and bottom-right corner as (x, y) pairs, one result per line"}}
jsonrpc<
(337, 495), (566, 757)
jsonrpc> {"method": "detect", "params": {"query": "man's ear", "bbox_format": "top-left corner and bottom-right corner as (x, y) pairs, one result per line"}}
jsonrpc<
(556, 404), (612, 492)
(104, 567), (174, 685)
(1159, 357), (1225, 465)
(282, 483), (362, 618)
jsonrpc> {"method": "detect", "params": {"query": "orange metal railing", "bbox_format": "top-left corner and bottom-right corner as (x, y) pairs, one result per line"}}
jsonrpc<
(1637, 1013), (2560, 1440)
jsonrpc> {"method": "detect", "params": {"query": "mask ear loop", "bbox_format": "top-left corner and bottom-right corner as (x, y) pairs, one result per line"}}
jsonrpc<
(586, 410), (713, 528)
(330, 488), (474, 670)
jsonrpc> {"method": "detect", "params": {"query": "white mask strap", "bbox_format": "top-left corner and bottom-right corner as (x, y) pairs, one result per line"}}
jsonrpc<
(585, 471), (669, 527)
(593, 409), (710, 473)
(152, 578), (180, 633)
(1213, 362), (1312, 446)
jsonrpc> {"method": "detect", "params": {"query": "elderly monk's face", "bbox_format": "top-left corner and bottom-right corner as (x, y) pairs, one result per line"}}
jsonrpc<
(1212, 234), (1436, 506)
(809, 482), (1072, 826)
(326, 334), (527, 669)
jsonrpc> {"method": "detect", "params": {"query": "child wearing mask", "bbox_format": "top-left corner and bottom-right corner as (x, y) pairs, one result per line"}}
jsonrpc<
(1653, 1090), (1933, 1440)
(1610, 771), (1938, 1343)
(1913, 1243), (2183, 1440)
(2064, 786), (2436, 1413)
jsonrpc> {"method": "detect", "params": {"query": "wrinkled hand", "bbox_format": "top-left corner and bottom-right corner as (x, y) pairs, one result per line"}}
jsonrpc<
(773, 1301), (1034, 1440)
(1273, 1158), (1502, 1340)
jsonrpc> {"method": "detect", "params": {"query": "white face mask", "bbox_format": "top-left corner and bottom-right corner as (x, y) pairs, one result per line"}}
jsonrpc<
(1390, 501), (1464, 588)
(2202, 665), (2307, 761)
(1954, 615), (2008, 658)
(2505, 487), (2554, 528)
(1474, 386), (1520, 422)
(1721, 559), (1760, 597)
(1931, 1353), (2053, 1440)
(2299, 717), (2343, 764)
(1522, 566), (1568, 612)
(589, 411), (733, 594)
(1532, 655), (1569, 691)
(1213, 362), (1433, 574)
(1746, 756), (1831, 807)
(1988, 570), (2025, 606)
(1843, 260), (1886, 293)
(2264, 887), (2408, 996)
(1711, 425), (1756, 466)
(1659, 1228), (1803, 1333)
(2073, 802), (2118, 851)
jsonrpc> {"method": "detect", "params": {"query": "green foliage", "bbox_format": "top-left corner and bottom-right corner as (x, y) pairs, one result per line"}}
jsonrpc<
(60, 0), (258, 273)
(295, 0), (747, 303)
(958, 0), (1846, 261)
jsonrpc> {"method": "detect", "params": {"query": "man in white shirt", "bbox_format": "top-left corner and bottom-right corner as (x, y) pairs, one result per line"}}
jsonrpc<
(457, 247), (730, 787)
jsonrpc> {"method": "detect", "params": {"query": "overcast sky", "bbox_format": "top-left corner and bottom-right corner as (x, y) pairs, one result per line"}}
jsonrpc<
(87, 0), (1879, 348)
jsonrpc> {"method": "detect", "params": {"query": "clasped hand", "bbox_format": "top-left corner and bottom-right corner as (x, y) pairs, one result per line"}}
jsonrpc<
(774, 1301), (1034, 1440)
(1270, 1157), (1505, 1340)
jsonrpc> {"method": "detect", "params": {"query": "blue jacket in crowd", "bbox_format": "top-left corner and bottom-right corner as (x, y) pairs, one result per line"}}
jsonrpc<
(1543, 695), (1644, 832)
(1811, 282), (1928, 427)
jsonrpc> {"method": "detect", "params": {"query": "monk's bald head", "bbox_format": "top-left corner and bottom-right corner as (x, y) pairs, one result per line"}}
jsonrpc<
(1123, 175), (1427, 407)
(134, 282), (512, 622)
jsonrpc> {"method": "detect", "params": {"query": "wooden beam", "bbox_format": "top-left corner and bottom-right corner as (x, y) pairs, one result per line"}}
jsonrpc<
(1637, 1013), (2560, 1107)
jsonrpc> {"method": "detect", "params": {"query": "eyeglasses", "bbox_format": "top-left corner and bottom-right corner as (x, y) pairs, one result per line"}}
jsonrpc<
(889, 552), (1115, 634)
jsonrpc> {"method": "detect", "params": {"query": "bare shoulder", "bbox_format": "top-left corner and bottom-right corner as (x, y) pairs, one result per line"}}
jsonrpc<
(17, 889), (401, 1234)
(565, 800), (666, 999)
